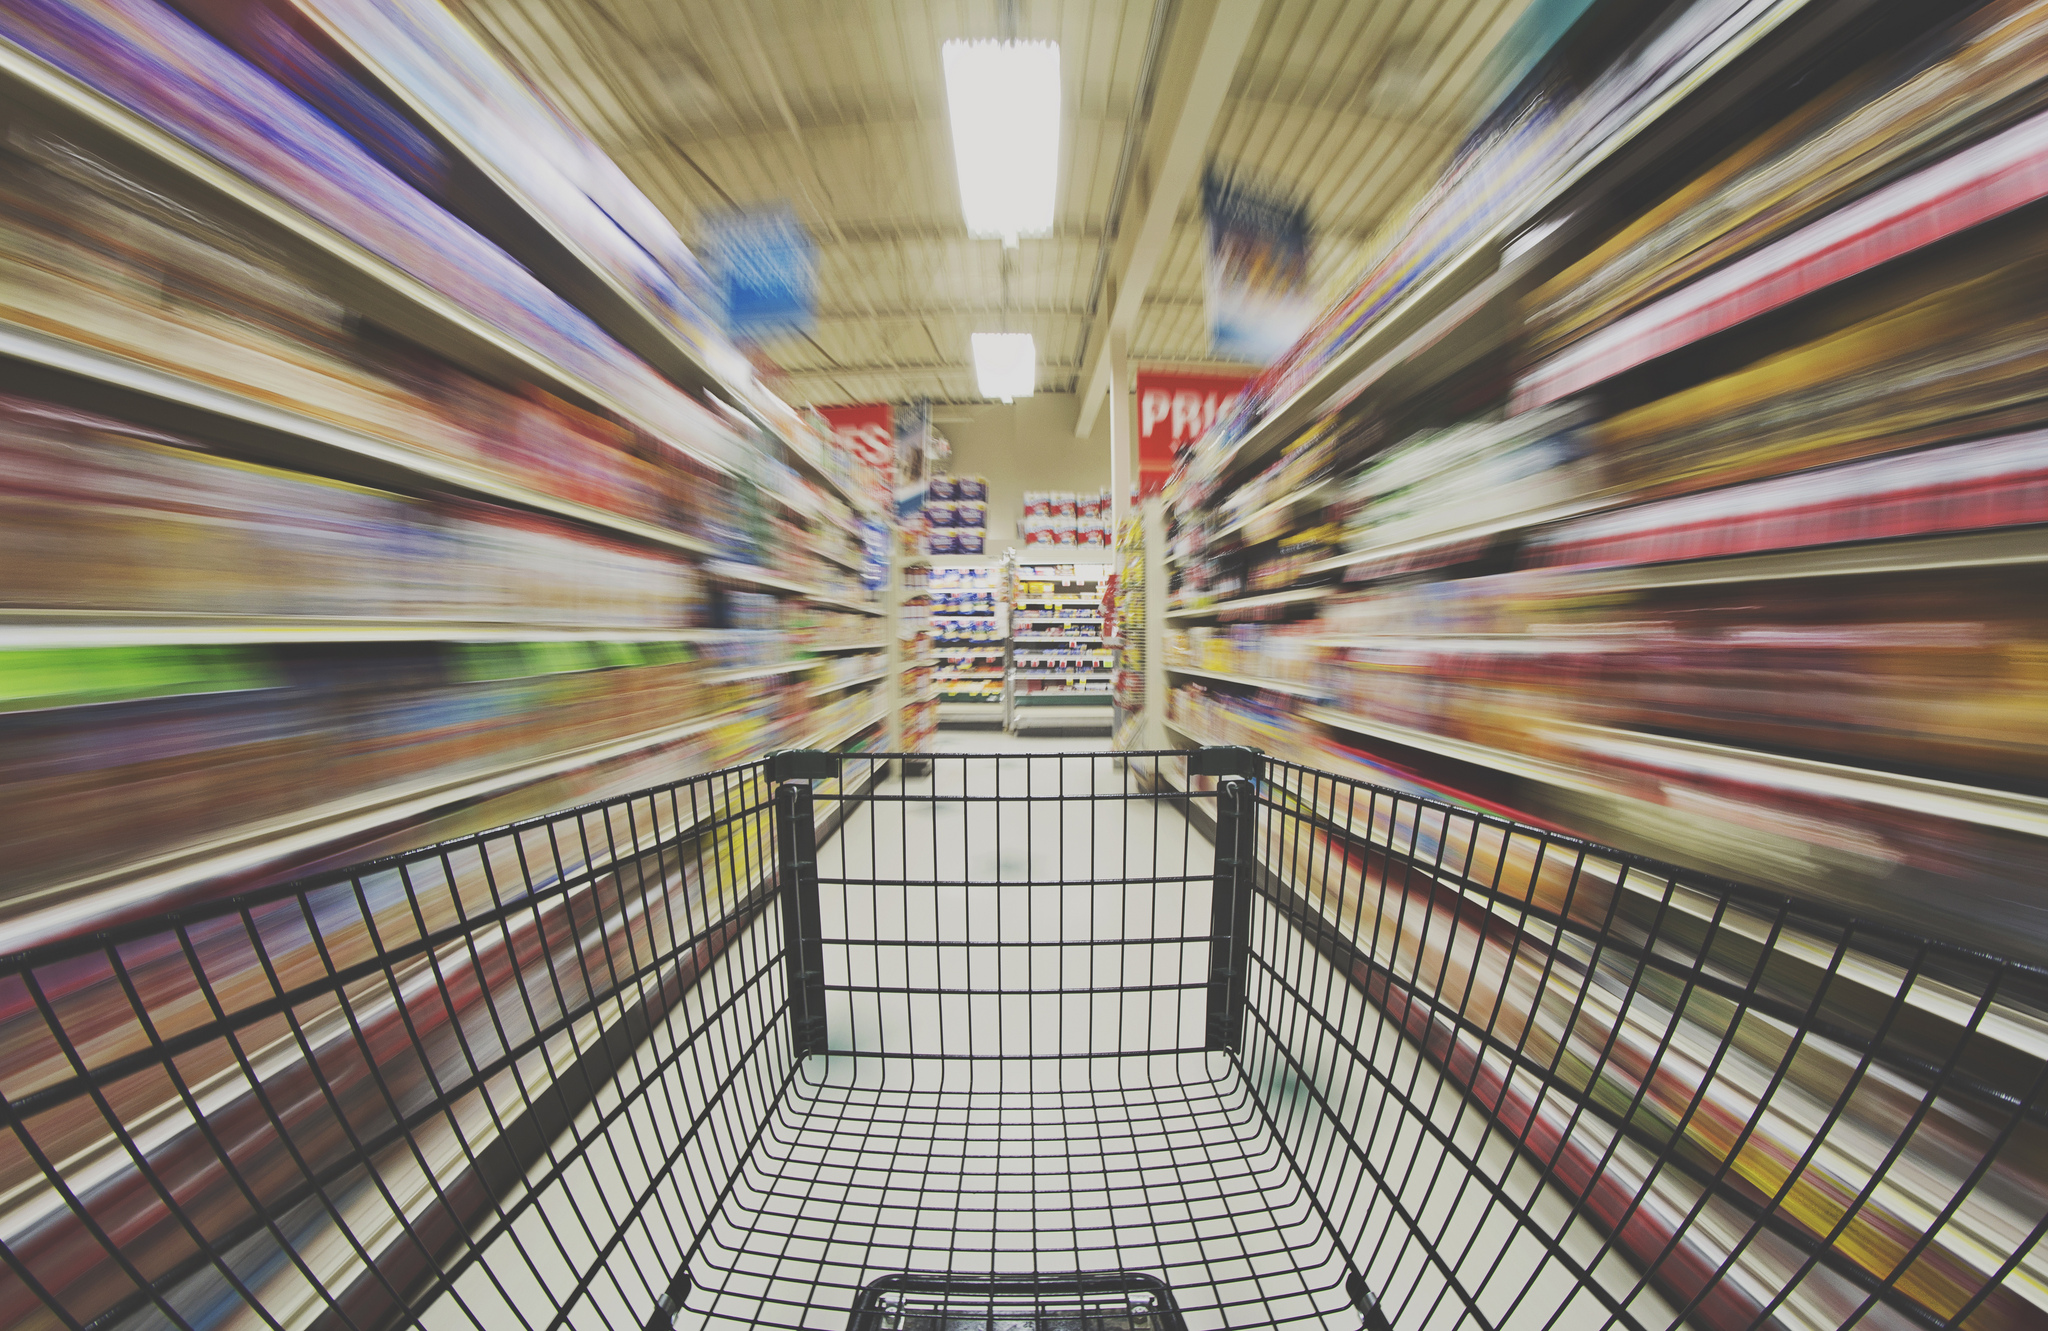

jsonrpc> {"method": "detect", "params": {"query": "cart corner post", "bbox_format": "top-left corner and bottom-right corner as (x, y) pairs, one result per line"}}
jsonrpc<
(1194, 746), (1263, 1052)
(768, 749), (835, 1058)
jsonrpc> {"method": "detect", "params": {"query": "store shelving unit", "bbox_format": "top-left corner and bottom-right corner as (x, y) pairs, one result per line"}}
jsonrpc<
(890, 552), (938, 756)
(0, 15), (899, 947)
(1006, 561), (1114, 733)
(930, 558), (1008, 724)
(1161, 0), (2048, 941)
(1155, 5), (2048, 1324)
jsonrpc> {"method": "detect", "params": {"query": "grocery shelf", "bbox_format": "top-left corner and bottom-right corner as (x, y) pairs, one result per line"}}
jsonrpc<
(0, 321), (726, 559)
(1013, 615), (1102, 624)
(704, 560), (882, 613)
(1013, 671), (1114, 681)
(703, 660), (821, 684)
(1294, 704), (1581, 789)
(805, 707), (888, 751)
(1556, 524), (2048, 592)
(780, 438), (882, 520)
(0, 38), (748, 479)
(1011, 598), (1103, 606)
(1293, 704), (2048, 838)
(0, 614), (766, 648)
(938, 701), (1004, 719)
(1164, 665), (1329, 700)
(253, 5), (871, 481)
(812, 639), (891, 653)
(8, 708), (745, 952)
(1163, 587), (1328, 620)
(1515, 107), (2048, 410)
(813, 594), (885, 616)
(812, 669), (887, 695)
(1014, 633), (1106, 643)
(1211, 477), (1336, 539)
(1160, 712), (2048, 1078)
(1303, 495), (1615, 578)
(1189, 0), (1818, 492)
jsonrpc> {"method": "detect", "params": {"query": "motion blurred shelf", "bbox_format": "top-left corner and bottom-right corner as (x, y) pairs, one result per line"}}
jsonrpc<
(0, 37), (742, 475)
(7, 707), (749, 952)
(704, 561), (883, 614)
(1184, 0), (1824, 495)
(1164, 586), (1329, 619)
(0, 321), (727, 558)
(812, 669), (889, 695)
(0, 617), (797, 647)
(1164, 665), (1328, 700)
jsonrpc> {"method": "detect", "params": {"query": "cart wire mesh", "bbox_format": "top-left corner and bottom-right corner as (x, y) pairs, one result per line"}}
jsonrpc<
(2, 749), (2045, 1331)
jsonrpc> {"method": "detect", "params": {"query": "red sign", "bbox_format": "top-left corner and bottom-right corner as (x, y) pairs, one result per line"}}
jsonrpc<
(818, 404), (893, 476)
(1135, 371), (1249, 494)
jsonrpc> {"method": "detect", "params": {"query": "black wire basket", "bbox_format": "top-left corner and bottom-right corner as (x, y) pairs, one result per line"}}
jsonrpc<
(4, 749), (2044, 1331)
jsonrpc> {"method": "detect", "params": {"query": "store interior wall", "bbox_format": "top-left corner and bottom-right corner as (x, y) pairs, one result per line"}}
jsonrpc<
(932, 393), (1123, 549)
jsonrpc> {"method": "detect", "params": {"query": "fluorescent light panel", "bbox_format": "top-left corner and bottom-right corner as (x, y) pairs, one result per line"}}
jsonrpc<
(972, 332), (1036, 401)
(942, 39), (1060, 245)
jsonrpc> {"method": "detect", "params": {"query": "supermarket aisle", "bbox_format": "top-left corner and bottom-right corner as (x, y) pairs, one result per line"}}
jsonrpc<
(927, 726), (1114, 755)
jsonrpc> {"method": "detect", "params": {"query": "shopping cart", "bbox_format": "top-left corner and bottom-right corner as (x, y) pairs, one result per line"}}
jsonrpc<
(4, 749), (2043, 1331)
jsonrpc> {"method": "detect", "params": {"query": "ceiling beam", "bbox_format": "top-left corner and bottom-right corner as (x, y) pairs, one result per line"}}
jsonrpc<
(1072, 0), (1266, 438)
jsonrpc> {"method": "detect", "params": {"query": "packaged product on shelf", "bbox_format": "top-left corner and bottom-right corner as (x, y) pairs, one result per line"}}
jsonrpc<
(0, 0), (752, 472)
(0, 395), (709, 626)
(957, 474), (988, 501)
(0, 134), (743, 538)
(929, 473), (957, 501)
(0, 639), (817, 896)
(957, 529), (986, 554)
(956, 499), (987, 529)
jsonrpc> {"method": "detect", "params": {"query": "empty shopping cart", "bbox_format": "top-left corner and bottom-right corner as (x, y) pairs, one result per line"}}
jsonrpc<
(4, 749), (2043, 1331)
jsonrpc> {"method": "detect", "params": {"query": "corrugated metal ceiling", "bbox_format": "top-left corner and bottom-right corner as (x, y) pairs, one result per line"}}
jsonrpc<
(443, 0), (1531, 406)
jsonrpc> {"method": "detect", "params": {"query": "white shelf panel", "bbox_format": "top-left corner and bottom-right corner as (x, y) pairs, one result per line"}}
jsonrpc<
(1163, 587), (1328, 620)
(1164, 665), (1329, 699)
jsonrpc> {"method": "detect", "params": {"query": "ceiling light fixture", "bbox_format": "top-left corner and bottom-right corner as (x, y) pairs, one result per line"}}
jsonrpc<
(972, 332), (1036, 402)
(942, 39), (1060, 247)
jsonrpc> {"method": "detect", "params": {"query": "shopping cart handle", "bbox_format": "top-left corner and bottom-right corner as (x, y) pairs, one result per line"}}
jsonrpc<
(1189, 745), (1264, 778)
(767, 748), (839, 780)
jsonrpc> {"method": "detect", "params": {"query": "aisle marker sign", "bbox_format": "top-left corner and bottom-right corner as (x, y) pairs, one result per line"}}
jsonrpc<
(1135, 370), (1249, 495)
(1202, 167), (1315, 364)
(701, 205), (816, 340)
(818, 404), (894, 476)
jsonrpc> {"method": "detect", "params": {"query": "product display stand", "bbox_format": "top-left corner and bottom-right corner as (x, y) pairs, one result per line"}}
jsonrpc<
(1112, 496), (1168, 753)
(1006, 559), (1114, 733)
(930, 555), (1009, 725)
(887, 548), (936, 765)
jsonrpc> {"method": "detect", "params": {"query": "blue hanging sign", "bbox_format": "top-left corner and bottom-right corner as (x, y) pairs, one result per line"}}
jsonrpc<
(701, 205), (816, 341)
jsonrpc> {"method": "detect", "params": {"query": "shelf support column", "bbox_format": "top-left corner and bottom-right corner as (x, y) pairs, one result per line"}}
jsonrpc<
(1109, 328), (1132, 530)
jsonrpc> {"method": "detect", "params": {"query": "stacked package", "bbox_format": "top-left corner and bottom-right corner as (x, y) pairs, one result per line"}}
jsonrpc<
(1022, 489), (1112, 548)
(923, 472), (990, 553)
